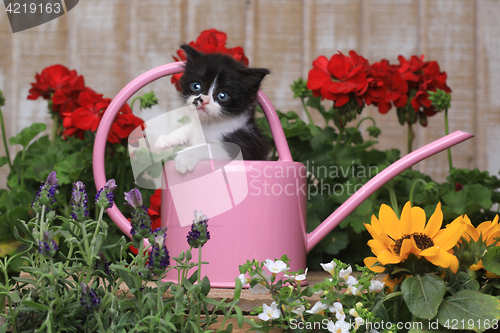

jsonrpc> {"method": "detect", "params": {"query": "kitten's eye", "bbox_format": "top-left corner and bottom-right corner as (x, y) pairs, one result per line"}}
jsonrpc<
(217, 92), (229, 102)
(190, 82), (202, 92)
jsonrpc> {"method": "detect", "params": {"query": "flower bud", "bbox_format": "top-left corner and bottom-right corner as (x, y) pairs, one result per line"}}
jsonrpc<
(32, 171), (58, 213)
(187, 210), (210, 248)
(70, 181), (88, 222)
(38, 231), (58, 258)
(95, 179), (117, 209)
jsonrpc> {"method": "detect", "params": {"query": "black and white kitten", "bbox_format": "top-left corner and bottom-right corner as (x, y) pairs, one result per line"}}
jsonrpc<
(154, 44), (270, 173)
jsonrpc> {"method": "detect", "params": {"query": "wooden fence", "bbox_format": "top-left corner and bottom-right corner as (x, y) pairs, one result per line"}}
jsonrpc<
(0, 0), (498, 186)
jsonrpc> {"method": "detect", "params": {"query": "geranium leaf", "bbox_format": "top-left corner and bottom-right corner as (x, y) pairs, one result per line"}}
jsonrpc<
(482, 246), (500, 275)
(442, 184), (493, 218)
(9, 123), (47, 149)
(436, 290), (500, 332)
(401, 275), (445, 319)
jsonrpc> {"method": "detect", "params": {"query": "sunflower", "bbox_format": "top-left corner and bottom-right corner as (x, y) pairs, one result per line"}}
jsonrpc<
(462, 215), (500, 246)
(461, 215), (500, 278)
(364, 202), (467, 273)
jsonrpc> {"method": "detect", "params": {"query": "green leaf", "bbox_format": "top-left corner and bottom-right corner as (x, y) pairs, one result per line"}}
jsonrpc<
(21, 300), (50, 311)
(200, 276), (211, 296)
(436, 290), (500, 332)
(235, 305), (243, 328)
(9, 123), (47, 149)
(316, 229), (349, 255)
(0, 157), (9, 168)
(401, 275), (446, 319)
(442, 184), (493, 218)
(482, 246), (500, 275)
(233, 277), (242, 300)
(8, 291), (20, 303)
(53, 152), (89, 185)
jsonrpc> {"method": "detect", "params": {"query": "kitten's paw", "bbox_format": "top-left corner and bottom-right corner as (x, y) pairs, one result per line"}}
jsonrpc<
(154, 134), (188, 150)
(175, 154), (201, 174)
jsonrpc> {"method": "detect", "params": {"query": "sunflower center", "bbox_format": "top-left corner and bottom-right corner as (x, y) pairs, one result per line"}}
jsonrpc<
(393, 234), (411, 255)
(412, 233), (434, 250)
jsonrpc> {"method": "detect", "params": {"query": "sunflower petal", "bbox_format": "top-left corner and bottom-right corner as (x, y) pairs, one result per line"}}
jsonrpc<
(368, 240), (401, 265)
(425, 250), (458, 272)
(410, 206), (426, 234)
(419, 246), (440, 257)
(424, 202), (443, 238)
(364, 257), (385, 273)
(434, 215), (466, 250)
(399, 238), (413, 260)
(370, 215), (386, 237)
(379, 204), (402, 239)
(400, 202), (413, 235)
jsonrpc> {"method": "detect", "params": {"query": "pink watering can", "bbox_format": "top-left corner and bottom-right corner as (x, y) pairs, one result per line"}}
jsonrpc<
(93, 62), (473, 287)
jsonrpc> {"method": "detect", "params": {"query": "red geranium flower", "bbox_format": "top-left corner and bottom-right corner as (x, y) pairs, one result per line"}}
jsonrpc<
(28, 65), (85, 116)
(62, 88), (144, 144)
(397, 55), (451, 117)
(51, 73), (85, 116)
(171, 29), (249, 90)
(307, 51), (368, 107)
(370, 60), (408, 114)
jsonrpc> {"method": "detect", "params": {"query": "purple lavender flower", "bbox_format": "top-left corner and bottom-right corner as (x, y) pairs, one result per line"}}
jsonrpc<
(187, 210), (210, 248)
(31, 171), (59, 213)
(80, 282), (100, 311)
(124, 188), (143, 209)
(38, 231), (58, 258)
(94, 251), (111, 276)
(95, 179), (117, 209)
(126, 188), (152, 247)
(146, 228), (170, 277)
(70, 181), (89, 222)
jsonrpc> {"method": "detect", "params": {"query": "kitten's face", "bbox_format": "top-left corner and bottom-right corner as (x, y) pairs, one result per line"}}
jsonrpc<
(179, 45), (269, 121)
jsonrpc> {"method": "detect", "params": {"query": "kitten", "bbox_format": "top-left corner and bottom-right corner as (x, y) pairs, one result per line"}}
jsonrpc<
(154, 44), (270, 173)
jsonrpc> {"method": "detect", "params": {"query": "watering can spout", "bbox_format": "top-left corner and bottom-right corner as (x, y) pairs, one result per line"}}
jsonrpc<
(306, 130), (474, 253)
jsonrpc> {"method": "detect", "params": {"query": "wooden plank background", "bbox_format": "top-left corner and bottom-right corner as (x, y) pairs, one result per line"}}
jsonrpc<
(0, 0), (498, 187)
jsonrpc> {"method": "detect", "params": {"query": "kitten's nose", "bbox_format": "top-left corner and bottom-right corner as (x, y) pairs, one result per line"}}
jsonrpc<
(193, 96), (209, 107)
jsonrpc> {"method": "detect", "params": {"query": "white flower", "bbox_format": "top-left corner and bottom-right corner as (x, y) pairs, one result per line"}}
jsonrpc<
(238, 274), (248, 286)
(291, 305), (305, 317)
(346, 285), (358, 295)
(306, 301), (328, 315)
(264, 259), (288, 274)
(194, 210), (208, 223)
(258, 302), (281, 321)
(320, 260), (337, 275)
(354, 317), (364, 329)
(327, 320), (350, 333)
(369, 279), (385, 293)
(345, 275), (359, 295)
(355, 302), (363, 309)
(329, 302), (345, 321)
(339, 265), (352, 280)
(249, 274), (271, 294)
(349, 308), (359, 317)
(345, 275), (357, 286)
(284, 268), (308, 282)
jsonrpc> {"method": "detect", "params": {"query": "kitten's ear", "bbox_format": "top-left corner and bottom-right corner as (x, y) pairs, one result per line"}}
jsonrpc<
(180, 44), (202, 63)
(244, 68), (270, 90)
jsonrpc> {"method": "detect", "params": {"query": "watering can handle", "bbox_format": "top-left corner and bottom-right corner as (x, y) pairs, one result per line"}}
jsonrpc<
(306, 130), (474, 253)
(93, 62), (292, 238)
